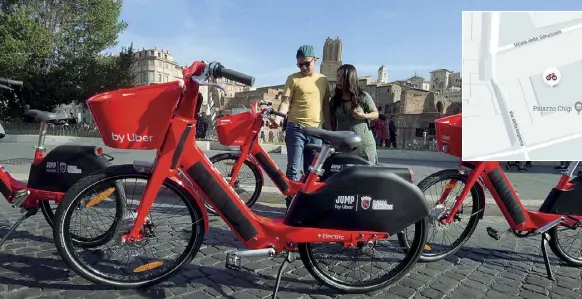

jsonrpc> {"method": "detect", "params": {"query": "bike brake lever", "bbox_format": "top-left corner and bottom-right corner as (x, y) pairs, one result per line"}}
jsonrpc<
(260, 107), (273, 119)
(199, 82), (226, 96)
(190, 61), (226, 96)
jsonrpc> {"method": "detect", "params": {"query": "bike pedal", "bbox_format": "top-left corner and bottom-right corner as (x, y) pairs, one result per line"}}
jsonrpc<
(225, 252), (242, 271)
(565, 216), (581, 230)
(486, 227), (501, 240)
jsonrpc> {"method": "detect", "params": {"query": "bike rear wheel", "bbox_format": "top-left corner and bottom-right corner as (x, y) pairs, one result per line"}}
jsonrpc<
(41, 185), (125, 248)
(549, 224), (582, 267)
(298, 218), (427, 293)
(208, 153), (262, 215)
(53, 164), (205, 288)
(398, 169), (483, 262)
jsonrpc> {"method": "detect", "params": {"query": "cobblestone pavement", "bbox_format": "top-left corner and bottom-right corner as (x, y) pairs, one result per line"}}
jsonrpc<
(0, 198), (581, 299)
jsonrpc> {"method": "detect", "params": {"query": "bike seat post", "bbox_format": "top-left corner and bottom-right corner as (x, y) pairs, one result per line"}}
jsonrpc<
(308, 144), (333, 176)
(565, 161), (580, 177)
(35, 121), (48, 151)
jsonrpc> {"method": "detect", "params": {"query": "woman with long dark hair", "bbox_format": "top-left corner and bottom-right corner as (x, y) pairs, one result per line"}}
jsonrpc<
(330, 64), (379, 163)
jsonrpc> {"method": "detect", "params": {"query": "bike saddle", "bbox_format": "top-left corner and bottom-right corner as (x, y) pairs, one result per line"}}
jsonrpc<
(301, 127), (362, 148)
(26, 109), (70, 122)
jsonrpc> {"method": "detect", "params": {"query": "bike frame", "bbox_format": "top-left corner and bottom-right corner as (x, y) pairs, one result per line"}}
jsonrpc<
(225, 103), (306, 197)
(123, 62), (388, 252)
(440, 161), (581, 230)
(0, 121), (66, 207)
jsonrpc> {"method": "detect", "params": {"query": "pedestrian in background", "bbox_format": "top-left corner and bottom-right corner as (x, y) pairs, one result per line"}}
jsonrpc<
(329, 64), (379, 163)
(374, 114), (388, 146)
(387, 115), (397, 148)
(269, 44), (332, 209)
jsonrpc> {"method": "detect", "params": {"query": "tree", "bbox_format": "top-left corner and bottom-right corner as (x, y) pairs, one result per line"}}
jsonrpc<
(84, 43), (135, 99)
(0, 0), (128, 119)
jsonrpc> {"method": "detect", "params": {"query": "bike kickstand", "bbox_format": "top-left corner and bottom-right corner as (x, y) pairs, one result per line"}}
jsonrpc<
(540, 233), (555, 281)
(0, 209), (37, 248)
(271, 251), (296, 299)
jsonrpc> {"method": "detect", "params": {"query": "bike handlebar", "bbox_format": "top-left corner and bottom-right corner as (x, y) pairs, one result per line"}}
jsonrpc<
(269, 110), (286, 118)
(210, 63), (255, 86)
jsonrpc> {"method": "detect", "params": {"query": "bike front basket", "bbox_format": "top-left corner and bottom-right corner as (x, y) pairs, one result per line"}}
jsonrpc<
(434, 113), (462, 158)
(86, 81), (183, 150)
(216, 111), (255, 146)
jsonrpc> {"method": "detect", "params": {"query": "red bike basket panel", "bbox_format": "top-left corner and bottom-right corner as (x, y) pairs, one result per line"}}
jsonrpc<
(216, 111), (255, 146)
(87, 81), (183, 150)
(434, 113), (462, 158)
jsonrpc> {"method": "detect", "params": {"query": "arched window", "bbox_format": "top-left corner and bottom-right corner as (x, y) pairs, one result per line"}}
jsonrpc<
(436, 101), (444, 113)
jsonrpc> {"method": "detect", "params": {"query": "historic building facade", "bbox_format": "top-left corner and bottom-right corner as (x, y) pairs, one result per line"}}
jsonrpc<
(227, 37), (462, 146)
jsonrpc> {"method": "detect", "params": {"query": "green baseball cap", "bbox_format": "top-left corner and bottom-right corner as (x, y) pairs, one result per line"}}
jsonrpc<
(296, 45), (318, 59)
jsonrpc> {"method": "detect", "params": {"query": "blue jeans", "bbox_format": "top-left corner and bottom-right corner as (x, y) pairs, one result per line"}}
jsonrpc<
(285, 122), (323, 181)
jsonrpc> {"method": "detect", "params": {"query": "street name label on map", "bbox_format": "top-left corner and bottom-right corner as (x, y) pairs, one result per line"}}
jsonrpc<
(532, 105), (572, 113)
(514, 30), (563, 47)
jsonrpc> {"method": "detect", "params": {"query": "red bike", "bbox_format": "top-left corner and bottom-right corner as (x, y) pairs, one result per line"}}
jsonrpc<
(52, 60), (431, 298)
(0, 77), (119, 248)
(400, 113), (582, 280)
(208, 100), (383, 214)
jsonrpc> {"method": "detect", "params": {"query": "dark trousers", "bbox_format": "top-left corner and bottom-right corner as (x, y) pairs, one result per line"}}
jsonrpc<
(284, 122), (322, 181)
(388, 133), (397, 148)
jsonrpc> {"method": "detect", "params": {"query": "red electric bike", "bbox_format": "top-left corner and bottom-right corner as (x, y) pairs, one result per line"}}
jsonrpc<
(52, 60), (431, 298)
(208, 100), (388, 214)
(399, 113), (582, 280)
(0, 77), (119, 248)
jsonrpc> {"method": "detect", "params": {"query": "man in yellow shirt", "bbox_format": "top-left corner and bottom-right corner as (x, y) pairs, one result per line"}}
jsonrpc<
(269, 45), (332, 208)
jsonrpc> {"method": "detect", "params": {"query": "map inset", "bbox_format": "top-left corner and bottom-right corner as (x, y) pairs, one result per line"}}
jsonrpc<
(462, 11), (582, 161)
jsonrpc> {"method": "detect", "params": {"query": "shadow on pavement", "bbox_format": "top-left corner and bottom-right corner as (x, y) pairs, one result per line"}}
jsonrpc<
(0, 224), (54, 244)
(0, 249), (321, 298)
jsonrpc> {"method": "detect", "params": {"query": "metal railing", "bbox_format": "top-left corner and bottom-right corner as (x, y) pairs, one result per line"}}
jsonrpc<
(2, 122), (440, 152)
(2, 122), (101, 137)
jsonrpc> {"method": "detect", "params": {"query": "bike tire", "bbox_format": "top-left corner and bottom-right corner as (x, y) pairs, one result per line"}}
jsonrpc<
(208, 152), (263, 215)
(397, 169), (483, 262)
(549, 225), (582, 267)
(298, 218), (427, 293)
(39, 200), (57, 227)
(53, 164), (205, 288)
(40, 182), (125, 248)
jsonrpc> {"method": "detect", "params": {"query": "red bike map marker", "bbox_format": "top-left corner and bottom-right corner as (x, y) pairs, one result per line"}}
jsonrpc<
(542, 67), (561, 87)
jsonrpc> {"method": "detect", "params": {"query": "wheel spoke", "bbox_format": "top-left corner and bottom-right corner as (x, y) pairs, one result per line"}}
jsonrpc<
(53, 165), (205, 288)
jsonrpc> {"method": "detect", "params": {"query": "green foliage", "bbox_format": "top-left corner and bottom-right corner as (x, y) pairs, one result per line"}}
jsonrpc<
(0, 0), (134, 119)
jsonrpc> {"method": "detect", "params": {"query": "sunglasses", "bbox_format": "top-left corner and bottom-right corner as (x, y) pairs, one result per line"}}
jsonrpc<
(297, 59), (314, 68)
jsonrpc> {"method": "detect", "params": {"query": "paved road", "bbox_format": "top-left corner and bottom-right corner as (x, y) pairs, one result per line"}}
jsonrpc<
(0, 143), (567, 202)
(0, 143), (581, 298)
(0, 198), (581, 299)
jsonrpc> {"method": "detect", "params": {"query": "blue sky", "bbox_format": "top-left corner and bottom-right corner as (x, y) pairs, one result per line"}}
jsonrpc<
(113, 0), (582, 87)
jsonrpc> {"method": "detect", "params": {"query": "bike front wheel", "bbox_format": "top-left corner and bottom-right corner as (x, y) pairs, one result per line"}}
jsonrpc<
(398, 169), (483, 262)
(53, 164), (205, 288)
(298, 218), (427, 293)
(208, 152), (263, 215)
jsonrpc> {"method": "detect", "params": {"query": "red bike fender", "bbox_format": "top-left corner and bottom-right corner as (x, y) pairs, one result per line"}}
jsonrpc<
(168, 175), (209, 231)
